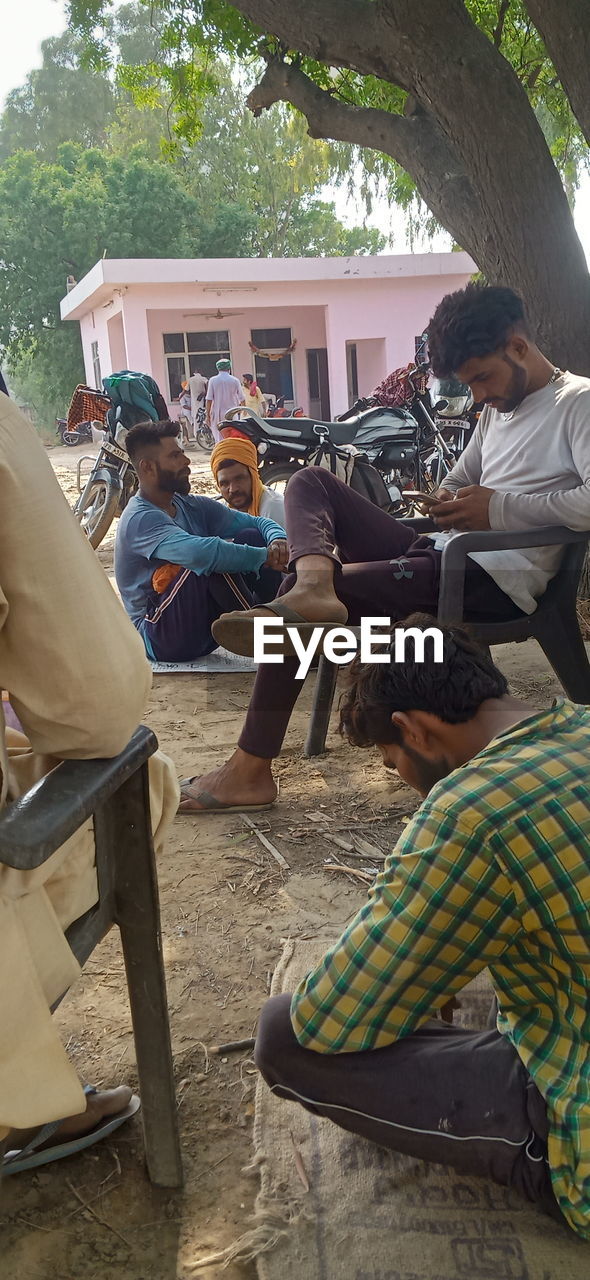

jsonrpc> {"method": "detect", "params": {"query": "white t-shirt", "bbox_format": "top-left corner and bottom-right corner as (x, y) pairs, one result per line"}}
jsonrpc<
(259, 486), (285, 526)
(207, 372), (243, 432)
(189, 372), (207, 416)
(436, 372), (590, 613)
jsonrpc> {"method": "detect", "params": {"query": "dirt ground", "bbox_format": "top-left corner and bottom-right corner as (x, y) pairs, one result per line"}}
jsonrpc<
(0, 442), (568, 1279)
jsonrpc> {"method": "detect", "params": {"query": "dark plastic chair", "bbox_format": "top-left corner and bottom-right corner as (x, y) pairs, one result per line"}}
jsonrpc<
(0, 724), (183, 1187)
(305, 523), (590, 756)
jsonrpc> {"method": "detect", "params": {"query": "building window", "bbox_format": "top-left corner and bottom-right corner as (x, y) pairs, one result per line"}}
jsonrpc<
(91, 340), (102, 390)
(250, 328), (292, 349)
(250, 328), (294, 404)
(163, 331), (231, 400)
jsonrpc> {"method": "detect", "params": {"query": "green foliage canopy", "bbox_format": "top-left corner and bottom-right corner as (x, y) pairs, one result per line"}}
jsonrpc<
(0, 5), (383, 424)
(68, 0), (589, 204)
(0, 145), (201, 420)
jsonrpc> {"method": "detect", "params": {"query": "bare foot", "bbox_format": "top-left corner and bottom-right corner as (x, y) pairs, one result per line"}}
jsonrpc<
(278, 555), (348, 624)
(270, 579), (348, 624)
(213, 584), (347, 634)
(7, 1086), (133, 1153)
(179, 749), (277, 813)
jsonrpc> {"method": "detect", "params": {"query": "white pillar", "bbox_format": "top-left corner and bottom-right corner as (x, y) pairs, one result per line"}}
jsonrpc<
(121, 298), (152, 374)
(325, 306), (351, 417)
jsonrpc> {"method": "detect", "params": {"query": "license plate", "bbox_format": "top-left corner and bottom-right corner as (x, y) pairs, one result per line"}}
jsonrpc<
(102, 440), (129, 463)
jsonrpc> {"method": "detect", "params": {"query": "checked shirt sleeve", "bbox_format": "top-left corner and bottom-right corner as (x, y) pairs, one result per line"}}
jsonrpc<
(290, 801), (521, 1053)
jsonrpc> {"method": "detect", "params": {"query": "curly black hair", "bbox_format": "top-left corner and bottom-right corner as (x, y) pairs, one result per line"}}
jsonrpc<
(426, 283), (531, 378)
(339, 614), (508, 749)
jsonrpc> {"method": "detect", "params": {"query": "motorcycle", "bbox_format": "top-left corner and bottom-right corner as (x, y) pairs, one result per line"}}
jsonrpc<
(221, 364), (473, 511)
(266, 395), (304, 419)
(74, 416), (137, 548)
(56, 416), (94, 447)
(405, 368), (476, 484)
(73, 371), (172, 548)
(221, 405), (399, 509)
(341, 364), (476, 502)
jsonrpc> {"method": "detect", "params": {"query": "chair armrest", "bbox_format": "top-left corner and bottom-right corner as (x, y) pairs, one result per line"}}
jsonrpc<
(0, 725), (158, 871)
(437, 526), (588, 622)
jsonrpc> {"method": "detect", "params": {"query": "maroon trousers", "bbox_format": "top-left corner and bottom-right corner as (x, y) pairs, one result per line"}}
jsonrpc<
(239, 469), (522, 759)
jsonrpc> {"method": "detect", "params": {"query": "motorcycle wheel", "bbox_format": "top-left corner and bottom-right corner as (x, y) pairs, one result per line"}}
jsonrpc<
(259, 462), (302, 494)
(75, 477), (120, 549)
(196, 424), (215, 451)
(63, 429), (81, 446)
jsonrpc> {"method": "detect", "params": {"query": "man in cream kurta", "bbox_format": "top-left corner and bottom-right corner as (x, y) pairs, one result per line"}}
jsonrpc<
(0, 392), (179, 1143)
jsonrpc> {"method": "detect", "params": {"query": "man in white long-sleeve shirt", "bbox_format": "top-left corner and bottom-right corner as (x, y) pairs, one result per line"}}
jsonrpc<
(422, 285), (590, 614)
(178, 283), (590, 813)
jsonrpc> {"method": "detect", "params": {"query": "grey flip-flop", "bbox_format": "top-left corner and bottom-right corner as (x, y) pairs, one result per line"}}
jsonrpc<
(178, 781), (276, 815)
(2, 1086), (140, 1176)
(211, 599), (329, 659)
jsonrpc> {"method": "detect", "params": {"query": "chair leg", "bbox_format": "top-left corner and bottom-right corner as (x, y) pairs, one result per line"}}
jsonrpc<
(305, 657), (339, 757)
(535, 610), (590, 703)
(112, 764), (183, 1187)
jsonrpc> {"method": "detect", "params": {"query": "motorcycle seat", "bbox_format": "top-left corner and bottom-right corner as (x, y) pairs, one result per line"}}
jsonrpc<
(281, 416), (362, 445)
(222, 405), (418, 449)
(226, 412), (362, 446)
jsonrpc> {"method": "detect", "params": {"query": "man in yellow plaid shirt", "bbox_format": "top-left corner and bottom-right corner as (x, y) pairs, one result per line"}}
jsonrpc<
(256, 617), (590, 1237)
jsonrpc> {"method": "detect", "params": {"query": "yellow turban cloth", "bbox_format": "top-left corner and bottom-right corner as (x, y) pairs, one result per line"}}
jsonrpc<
(210, 436), (265, 516)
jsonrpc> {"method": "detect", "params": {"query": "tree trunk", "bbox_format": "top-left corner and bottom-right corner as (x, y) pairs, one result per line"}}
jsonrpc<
(523, 0), (590, 147)
(234, 0), (590, 372)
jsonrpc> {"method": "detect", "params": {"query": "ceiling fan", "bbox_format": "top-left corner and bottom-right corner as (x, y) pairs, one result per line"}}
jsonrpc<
(184, 308), (245, 320)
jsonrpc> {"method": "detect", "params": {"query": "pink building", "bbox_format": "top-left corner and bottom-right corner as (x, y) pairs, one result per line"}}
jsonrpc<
(60, 252), (475, 419)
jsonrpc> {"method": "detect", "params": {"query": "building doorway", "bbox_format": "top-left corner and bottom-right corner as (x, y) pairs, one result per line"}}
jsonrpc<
(346, 342), (359, 406)
(251, 327), (294, 408)
(306, 348), (331, 420)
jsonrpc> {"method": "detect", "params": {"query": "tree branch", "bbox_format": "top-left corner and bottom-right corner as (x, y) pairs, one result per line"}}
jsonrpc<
(238, 0), (590, 367)
(493, 0), (511, 47)
(232, 0), (416, 89)
(247, 61), (483, 261)
(523, 0), (590, 145)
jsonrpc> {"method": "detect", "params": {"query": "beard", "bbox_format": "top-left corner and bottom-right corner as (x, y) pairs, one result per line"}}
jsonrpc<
(156, 464), (190, 495)
(497, 354), (528, 413)
(404, 743), (453, 797)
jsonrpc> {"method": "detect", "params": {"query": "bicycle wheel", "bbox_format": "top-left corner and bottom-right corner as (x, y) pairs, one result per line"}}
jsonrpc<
(196, 424), (215, 451)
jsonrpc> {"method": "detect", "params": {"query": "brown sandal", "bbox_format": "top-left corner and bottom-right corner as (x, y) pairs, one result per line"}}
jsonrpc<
(178, 779), (276, 815)
(211, 599), (329, 659)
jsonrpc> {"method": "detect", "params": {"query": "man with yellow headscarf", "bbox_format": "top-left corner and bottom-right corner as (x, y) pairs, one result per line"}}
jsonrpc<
(211, 437), (285, 525)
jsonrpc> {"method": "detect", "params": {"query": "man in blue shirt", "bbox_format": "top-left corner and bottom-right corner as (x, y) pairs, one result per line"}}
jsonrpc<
(115, 420), (287, 661)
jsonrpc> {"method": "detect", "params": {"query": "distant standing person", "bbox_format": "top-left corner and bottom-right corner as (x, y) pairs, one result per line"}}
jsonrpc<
(189, 370), (207, 430)
(178, 382), (192, 446)
(241, 373), (266, 416)
(206, 360), (243, 443)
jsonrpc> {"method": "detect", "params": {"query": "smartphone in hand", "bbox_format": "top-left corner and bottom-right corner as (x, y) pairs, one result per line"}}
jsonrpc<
(403, 490), (443, 506)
